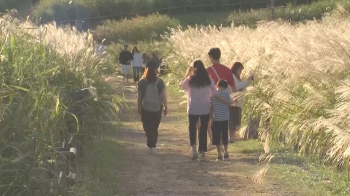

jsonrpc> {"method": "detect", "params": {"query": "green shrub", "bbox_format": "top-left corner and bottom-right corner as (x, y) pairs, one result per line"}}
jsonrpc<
(0, 0), (22, 12)
(32, 0), (90, 24)
(0, 14), (119, 195)
(32, 0), (316, 25)
(95, 14), (179, 44)
(225, 0), (350, 26)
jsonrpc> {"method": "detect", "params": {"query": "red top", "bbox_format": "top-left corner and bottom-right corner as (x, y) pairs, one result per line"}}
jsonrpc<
(206, 63), (235, 88)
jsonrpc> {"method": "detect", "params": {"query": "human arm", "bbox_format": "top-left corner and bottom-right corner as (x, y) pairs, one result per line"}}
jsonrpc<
(234, 74), (252, 91)
(227, 71), (237, 93)
(118, 52), (122, 63)
(179, 66), (193, 90)
(136, 81), (145, 115)
(161, 87), (168, 116)
(127, 52), (133, 64)
(209, 78), (232, 105)
(137, 90), (142, 115)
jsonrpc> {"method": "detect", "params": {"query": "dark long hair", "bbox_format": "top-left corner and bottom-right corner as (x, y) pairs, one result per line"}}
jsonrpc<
(231, 62), (244, 81)
(132, 46), (139, 54)
(189, 60), (211, 88)
(142, 61), (158, 82)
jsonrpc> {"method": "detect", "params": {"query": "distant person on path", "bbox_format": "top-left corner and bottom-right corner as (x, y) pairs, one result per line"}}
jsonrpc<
(119, 45), (133, 82)
(132, 46), (143, 82)
(150, 53), (161, 70)
(206, 47), (236, 150)
(211, 80), (231, 160)
(94, 39), (105, 55)
(230, 62), (253, 142)
(180, 60), (231, 161)
(137, 61), (168, 155)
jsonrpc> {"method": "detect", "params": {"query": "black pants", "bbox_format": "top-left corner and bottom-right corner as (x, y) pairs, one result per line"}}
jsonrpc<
(141, 108), (162, 148)
(188, 114), (210, 152)
(212, 120), (229, 145)
(133, 67), (141, 82)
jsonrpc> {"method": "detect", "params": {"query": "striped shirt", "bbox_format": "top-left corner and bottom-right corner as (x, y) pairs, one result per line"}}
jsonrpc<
(211, 90), (230, 121)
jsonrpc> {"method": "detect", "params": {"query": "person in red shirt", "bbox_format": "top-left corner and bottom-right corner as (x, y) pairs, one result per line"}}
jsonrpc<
(206, 47), (236, 150)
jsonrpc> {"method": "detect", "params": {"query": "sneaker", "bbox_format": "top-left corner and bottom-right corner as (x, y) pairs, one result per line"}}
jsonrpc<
(150, 148), (155, 155)
(199, 153), (206, 162)
(229, 139), (236, 143)
(217, 155), (223, 161)
(224, 153), (229, 159)
(191, 151), (199, 160)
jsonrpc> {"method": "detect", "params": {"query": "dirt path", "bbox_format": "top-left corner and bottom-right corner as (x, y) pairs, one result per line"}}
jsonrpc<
(109, 77), (296, 196)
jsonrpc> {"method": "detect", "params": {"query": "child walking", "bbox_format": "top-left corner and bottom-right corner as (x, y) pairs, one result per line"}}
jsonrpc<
(211, 80), (232, 160)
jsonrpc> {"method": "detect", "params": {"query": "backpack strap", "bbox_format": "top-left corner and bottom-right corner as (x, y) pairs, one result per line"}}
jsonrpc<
(211, 66), (232, 94)
(210, 66), (220, 81)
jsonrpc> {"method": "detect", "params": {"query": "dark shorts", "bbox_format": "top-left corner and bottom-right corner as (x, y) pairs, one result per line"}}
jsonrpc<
(212, 120), (229, 145)
(229, 106), (242, 131)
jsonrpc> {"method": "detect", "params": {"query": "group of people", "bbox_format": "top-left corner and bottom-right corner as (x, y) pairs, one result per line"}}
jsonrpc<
(135, 47), (253, 160)
(119, 45), (161, 83)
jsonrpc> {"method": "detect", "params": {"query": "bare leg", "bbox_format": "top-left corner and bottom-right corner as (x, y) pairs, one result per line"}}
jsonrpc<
(216, 145), (222, 156)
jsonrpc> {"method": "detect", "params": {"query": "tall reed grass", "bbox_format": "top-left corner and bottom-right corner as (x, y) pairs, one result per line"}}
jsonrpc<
(166, 7), (350, 170)
(0, 14), (119, 195)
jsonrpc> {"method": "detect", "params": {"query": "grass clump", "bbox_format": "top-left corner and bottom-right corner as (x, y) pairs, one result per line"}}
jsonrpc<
(0, 14), (120, 195)
(95, 14), (179, 44)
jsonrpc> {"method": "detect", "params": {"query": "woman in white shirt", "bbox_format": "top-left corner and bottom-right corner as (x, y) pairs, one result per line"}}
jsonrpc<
(132, 46), (143, 82)
(229, 62), (253, 143)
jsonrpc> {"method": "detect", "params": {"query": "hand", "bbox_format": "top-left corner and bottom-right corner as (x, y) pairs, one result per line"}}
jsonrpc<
(186, 66), (194, 76)
(248, 75), (254, 82)
(137, 106), (141, 115)
(163, 107), (168, 116)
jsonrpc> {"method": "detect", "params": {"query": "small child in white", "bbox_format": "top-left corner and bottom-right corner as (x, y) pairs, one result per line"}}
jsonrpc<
(211, 80), (232, 160)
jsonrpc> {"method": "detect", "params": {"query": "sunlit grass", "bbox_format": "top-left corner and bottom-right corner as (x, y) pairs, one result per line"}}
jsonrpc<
(0, 14), (121, 195)
(166, 4), (350, 183)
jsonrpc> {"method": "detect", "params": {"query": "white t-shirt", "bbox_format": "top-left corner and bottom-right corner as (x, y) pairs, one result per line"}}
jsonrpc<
(233, 74), (249, 108)
(95, 44), (105, 55)
(132, 53), (143, 67)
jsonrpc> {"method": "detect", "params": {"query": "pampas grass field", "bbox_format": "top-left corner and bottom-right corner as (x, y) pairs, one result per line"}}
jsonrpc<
(0, 14), (120, 195)
(166, 8), (350, 171)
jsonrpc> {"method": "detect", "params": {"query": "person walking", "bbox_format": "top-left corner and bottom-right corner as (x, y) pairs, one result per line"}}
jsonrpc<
(206, 47), (236, 150)
(150, 53), (161, 70)
(137, 61), (168, 155)
(211, 80), (231, 160)
(180, 60), (231, 161)
(229, 62), (253, 142)
(119, 45), (133, 82)
(132, 46), (143, 82)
